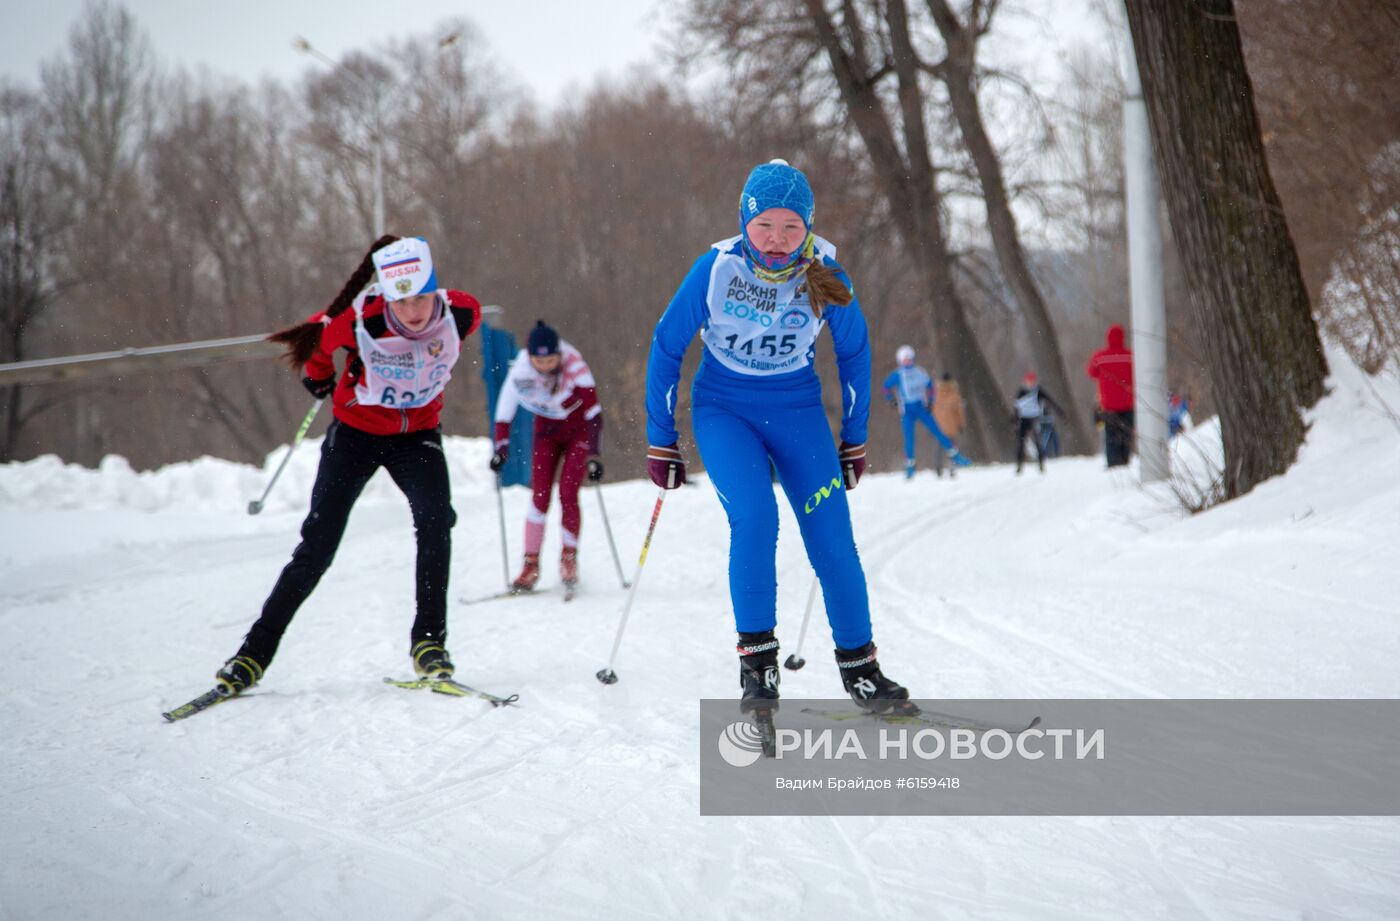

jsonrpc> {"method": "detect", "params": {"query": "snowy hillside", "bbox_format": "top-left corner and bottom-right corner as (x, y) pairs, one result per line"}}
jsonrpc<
(2, 349), (1398, 920)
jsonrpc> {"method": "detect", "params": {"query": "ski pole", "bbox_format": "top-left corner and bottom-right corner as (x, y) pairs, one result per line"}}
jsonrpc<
(495, 473), (511, 591)
(783, 576), (820, 670)
(247, 399), (324, 515)
(596, 489), (667, 685)
(593, 483), (630, 589)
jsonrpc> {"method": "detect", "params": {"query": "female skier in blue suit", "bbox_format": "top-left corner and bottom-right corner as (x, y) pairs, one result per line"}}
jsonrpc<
(645, 159), (912, 713)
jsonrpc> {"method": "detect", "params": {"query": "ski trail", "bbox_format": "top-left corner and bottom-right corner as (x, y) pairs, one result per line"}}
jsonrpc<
(1126, 819), (1234, 921)
(820, 817), (900, 918)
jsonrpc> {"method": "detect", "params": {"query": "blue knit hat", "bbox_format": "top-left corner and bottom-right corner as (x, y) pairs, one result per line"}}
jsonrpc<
(739, 159), (814, 229)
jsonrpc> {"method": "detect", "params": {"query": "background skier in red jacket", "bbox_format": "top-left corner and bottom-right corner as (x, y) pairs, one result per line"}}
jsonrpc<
(1086, 323), (1135, 468)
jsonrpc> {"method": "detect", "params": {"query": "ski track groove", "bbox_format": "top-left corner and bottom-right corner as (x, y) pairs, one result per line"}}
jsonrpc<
(1127, 819), (1232, 921)
(859, 476), (1063, 698)
(820, 816), (898, 919)
(867, 471), (1173, 699)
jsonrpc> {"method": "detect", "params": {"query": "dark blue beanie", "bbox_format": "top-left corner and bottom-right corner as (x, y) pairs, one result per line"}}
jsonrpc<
(527, 320), (559, 357)
(738, 159), (815, 229)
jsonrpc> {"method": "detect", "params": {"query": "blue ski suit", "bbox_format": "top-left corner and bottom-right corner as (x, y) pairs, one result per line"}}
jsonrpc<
(646, 235), (874, 649)
(882, 365), (953, 462)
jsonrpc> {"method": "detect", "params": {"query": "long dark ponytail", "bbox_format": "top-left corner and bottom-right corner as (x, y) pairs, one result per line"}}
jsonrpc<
(267, 234), (402, 367)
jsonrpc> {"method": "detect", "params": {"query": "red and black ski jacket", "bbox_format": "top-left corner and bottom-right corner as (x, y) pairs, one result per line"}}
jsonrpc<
(302, 290), (482, 436)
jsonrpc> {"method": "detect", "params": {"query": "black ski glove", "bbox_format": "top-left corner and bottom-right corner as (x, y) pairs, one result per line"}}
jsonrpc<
(587, 457), (604, 482)
(302, 376), (335, 399)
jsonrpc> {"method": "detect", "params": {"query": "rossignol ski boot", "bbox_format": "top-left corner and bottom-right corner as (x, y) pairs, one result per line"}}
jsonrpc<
(738, 630), (780, 714)
(214, 655), (264, 698)
(835, 641), (914, 714)
(411, 640), (455, 680)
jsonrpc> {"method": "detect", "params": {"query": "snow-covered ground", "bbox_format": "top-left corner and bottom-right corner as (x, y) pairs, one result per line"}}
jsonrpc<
(3, 349), (1398, 920)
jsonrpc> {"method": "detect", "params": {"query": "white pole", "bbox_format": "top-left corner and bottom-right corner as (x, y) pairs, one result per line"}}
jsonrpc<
(1121, 21), (1170, 484)
(372, 129), (385, 237)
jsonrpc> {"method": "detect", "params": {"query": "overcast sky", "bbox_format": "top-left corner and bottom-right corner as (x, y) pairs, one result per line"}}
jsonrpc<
(1, 1), (672, 106)
(2, 0), (1116, 246)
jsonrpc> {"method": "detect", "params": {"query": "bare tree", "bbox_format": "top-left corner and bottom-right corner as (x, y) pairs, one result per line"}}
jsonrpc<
(1123, 0), (1327, 498)
(145, 78), (324, 462)
(39, 0), (154, 284)
(922, 0), (1092, 452)
(0, 85), (77, 459)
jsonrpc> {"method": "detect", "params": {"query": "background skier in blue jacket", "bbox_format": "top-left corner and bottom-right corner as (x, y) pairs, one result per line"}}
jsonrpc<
(645, 159), (912, 714)
(881, 345), (967, 479)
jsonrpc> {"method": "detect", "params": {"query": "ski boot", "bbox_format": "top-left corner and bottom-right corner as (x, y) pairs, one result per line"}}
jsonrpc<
(835, 641), (915, 714)
(904, 460), (916, 480)
(411, 640), (455, 679)
(738, 630), (780, 757)
(215, 655), (264, 698)
(738, 630), (780, 714)
(560, 547), (578, 590)
(511, 553), (540, 593)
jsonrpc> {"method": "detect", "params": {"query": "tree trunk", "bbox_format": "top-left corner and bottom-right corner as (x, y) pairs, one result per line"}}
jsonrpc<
(926, 0), (1094, 454)
(1123, 0), (1327, 498)
(805, 0), (1014, 459)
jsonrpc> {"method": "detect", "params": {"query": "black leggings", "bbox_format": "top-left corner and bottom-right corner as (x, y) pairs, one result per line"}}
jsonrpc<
(1104, 410), (1135, 467)
(1016, 417), (1042, 470)
(238, 421), (456, 667)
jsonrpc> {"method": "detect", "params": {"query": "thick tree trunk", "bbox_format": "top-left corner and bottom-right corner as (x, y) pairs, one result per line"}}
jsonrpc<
(805, 0), (1014, 459)
(926, 0), (1094, 455)
(1123, 0), (1327, 498)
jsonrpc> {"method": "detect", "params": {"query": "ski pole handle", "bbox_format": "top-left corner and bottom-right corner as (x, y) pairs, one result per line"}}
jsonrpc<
(248, 399), (324, 515)
(596, 489), (667, 684)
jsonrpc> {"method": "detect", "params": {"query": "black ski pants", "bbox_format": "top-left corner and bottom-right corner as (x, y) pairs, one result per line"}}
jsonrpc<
(238, 421), (456, 667)
(1015, 417), (1043, 471)
(1103, 410), (1135, 468)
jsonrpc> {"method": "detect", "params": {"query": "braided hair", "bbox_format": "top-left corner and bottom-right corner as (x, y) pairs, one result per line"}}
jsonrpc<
(267, 234), (402, 367)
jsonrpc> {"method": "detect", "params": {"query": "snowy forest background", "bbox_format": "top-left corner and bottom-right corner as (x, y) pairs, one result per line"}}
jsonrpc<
(1, 0), (1396, 477)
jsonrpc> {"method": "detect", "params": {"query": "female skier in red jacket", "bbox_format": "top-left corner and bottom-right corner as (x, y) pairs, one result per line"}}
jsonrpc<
(212, 235), (481, 697)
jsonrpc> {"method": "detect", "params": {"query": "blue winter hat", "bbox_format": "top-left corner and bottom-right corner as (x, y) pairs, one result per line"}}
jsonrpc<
(527, 320), (559, 357)
(738, 159), (815, 229)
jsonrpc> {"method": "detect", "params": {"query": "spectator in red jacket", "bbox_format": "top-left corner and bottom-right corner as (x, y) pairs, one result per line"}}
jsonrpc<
(210, 235), (482, 699)
(1087, 323), (1135, 467)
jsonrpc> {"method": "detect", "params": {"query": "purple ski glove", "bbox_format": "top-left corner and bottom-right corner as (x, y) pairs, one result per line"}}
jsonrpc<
(647, 444), (687, 490)
(839, 442), (866, 489)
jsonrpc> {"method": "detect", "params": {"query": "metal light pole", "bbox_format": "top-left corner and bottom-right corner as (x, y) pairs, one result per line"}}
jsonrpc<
(293, 36), (385, 237)
(1121, 22), (1170, 484)
(293, 33), (457, 238)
